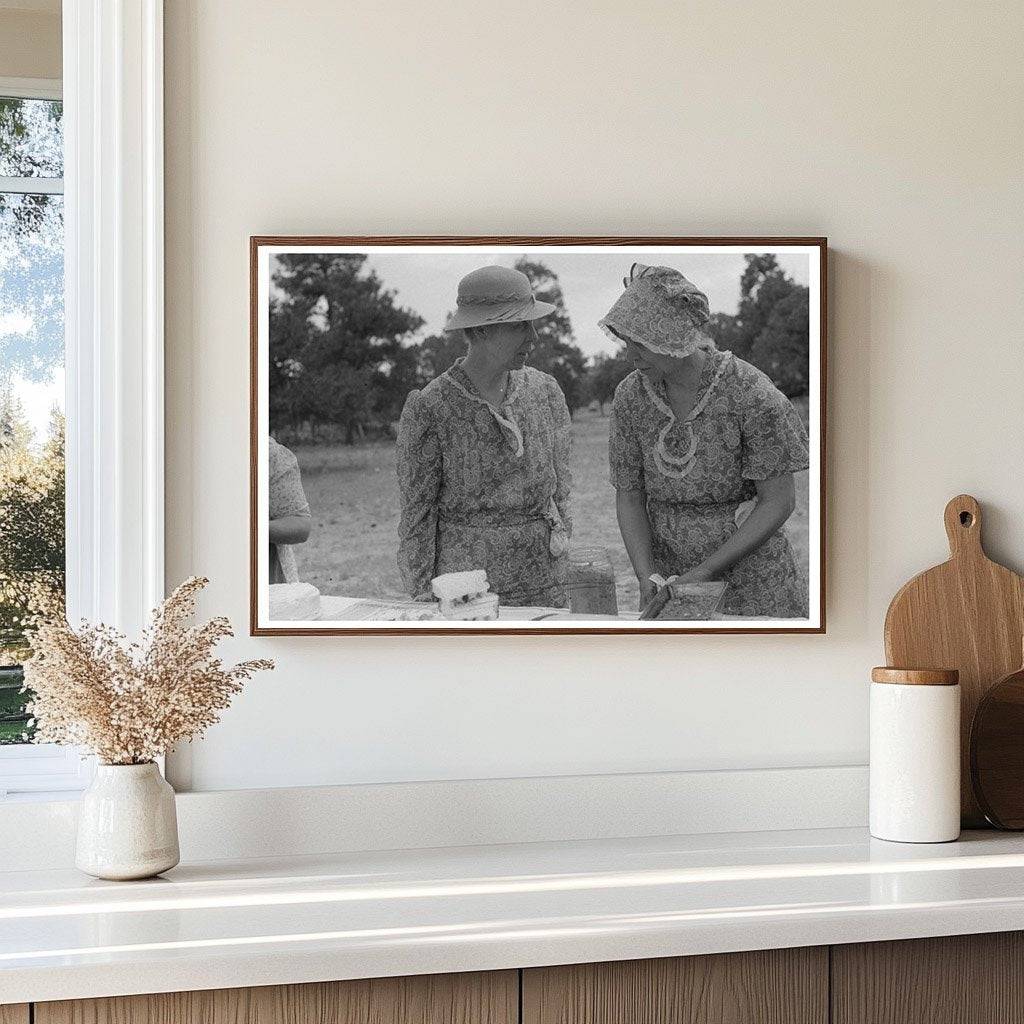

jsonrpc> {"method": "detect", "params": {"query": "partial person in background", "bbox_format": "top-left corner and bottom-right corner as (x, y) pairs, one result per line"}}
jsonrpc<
(268, 435), (311, 583)
(601, 264), (808, 617)
(396, 265), (572, 607)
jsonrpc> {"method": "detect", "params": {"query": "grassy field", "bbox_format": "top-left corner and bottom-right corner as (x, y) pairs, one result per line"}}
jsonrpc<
(293, 403), (810, 613)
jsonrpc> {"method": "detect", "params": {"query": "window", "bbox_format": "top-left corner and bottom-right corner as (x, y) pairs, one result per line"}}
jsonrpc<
(0, 80), (83, 797)
(0, 5), (166, 797)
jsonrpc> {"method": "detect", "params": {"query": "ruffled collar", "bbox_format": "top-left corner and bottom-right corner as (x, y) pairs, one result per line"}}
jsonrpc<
(446, 358), (524, 406)
(443, 358), (525, 457)
(639, 350), (733, 479)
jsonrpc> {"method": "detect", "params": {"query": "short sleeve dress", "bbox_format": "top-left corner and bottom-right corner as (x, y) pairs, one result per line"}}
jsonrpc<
(268, 437), (311, 584)
(395, 359), (572, 607)
(609, 349), (809, 617)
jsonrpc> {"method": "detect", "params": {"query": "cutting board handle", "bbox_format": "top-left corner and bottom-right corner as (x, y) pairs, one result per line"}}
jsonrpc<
(944, 494), (983, 559)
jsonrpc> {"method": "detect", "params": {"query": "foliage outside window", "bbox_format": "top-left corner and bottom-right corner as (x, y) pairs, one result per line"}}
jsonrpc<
(0, 95), (65, 745)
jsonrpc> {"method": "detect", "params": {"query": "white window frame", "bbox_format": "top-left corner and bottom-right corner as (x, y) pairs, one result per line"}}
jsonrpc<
(0, 0), (164, 799)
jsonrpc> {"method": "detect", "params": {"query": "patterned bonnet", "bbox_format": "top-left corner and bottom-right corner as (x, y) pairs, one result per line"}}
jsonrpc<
(598, 263), (712, 358)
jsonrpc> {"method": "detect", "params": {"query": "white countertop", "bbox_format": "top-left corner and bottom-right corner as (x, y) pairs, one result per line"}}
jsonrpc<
(4, 827), (1024, 1004)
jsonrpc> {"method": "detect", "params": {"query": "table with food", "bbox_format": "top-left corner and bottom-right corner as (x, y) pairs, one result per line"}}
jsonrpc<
(267, 563), (744, 624)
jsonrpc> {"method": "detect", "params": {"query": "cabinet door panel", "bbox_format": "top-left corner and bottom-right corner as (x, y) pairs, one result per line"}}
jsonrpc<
(36, 970), (517, 1024)
(0, 1006), (29, 1024)
(832, 932), (1024, 1024)
(523, 948), (828, 1024)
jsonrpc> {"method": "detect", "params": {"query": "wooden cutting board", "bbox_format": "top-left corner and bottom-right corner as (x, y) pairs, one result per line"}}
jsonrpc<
(884, 494), (1024, 826)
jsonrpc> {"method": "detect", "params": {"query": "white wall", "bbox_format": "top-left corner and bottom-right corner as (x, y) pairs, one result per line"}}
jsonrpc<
(164, 0), (1024, 792)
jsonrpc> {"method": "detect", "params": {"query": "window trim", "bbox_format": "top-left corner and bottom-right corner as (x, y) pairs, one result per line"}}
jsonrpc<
(64, 0), (165, 636)
(0, 76), (61, 101)
(0, 2), (165, 798)
(0, 175), (63, 195)
(0, 744), (93, 798)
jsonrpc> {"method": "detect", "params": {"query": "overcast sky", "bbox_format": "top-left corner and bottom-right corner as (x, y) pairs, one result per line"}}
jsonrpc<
(359, 251), (811, 358)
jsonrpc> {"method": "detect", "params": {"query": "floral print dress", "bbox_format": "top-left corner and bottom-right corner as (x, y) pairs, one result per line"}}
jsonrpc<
(609, 349), (809, 617)
(396, 359), (573, 607)
(268, 437), (311, 584)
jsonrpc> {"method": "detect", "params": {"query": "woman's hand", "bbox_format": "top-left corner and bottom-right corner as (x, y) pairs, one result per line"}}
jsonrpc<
(638, 574), (659, 610)
(680, 474), (796, 582)
(673, 565), (717, 585)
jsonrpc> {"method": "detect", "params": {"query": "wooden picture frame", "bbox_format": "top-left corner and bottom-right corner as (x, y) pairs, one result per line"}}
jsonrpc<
(251, 236), (827, 635)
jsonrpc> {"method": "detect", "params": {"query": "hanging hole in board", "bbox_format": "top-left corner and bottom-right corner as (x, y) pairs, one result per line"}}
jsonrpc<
(960, 511), (974, 527)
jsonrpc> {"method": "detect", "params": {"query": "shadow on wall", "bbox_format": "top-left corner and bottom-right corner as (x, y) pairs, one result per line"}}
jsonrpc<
(826, 249), (873, 635)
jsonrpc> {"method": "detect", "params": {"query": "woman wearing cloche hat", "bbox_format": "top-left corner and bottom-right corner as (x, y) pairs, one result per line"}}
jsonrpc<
(601, 263), (809, 617)
(395, 265), (573, 607)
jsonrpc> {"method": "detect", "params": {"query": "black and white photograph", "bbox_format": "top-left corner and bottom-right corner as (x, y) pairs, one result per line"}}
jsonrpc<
(251, 239), (825, 634)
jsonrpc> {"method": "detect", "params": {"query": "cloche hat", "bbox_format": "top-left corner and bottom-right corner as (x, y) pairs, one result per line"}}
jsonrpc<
(598, 263), (712, 358)
(443, 265), (556, 332)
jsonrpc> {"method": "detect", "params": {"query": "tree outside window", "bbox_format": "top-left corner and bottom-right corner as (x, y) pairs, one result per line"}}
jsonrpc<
(0, 94), (65, 744)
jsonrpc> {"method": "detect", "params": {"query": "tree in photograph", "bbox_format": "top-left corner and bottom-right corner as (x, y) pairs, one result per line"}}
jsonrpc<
(269, 254), (424, 441)
(747, 287), (811, 397)
(372, 343), (422, 433)
(414, 330), (466, 382)
(587, 347), (634, 414)
(513, 257), (589, 415)
(268, 298), (314, 434)
(707, 309), (745, 359)
(707, 254), (810, 396)
(304, 367), (375, 445)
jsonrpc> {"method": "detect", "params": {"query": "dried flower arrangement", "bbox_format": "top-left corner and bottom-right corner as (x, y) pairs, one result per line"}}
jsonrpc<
(22, 576), (273, 765)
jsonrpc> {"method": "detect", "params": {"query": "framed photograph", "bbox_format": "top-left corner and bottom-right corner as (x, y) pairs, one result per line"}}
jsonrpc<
(251, 237), (826, 635)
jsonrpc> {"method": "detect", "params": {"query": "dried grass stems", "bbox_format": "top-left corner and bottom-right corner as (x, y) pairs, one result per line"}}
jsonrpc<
(22, 577), (273, 765)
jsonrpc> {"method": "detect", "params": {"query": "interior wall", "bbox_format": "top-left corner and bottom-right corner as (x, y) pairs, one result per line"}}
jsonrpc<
(163, 0), (1024, 792)
(0, 6), (61, 80)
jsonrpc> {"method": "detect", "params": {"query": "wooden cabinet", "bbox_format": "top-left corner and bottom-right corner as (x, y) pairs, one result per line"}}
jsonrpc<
(832, 932), (1024, 1024)
(23, 932), (1024, 1024)
(522, 948), (828, 1024)
(34, 971), (517, 1024)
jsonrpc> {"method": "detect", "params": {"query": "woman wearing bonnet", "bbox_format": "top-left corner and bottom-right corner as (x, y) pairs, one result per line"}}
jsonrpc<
(601, 263), (809, 618)
(395, 265), (572, 607)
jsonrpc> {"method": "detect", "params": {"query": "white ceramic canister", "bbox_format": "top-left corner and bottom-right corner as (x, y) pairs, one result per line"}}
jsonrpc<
(76, 762), (180, 880)
(870, 667), (961, 843)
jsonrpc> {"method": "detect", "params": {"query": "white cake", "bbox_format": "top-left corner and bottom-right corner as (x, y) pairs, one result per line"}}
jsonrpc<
(440, 592), (499, 621)
(431, 570), (488, 603)
(431, 570), (499, 620)
(269, 582), (321, 621)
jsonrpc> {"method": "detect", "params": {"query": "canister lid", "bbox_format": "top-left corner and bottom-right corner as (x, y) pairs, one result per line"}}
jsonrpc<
(871, 667), (959, 686)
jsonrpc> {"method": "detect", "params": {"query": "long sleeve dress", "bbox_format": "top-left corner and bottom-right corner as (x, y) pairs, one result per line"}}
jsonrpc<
(396, 359), (572, 607)
(609, 349), (809, 618)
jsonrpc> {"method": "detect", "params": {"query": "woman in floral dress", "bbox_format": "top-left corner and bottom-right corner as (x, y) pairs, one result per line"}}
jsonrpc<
(396, 265), (572, 607)
(601, 264), (809, 618)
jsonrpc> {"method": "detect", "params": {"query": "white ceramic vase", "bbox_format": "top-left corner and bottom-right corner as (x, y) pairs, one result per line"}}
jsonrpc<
(76, 762), (180, 880)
